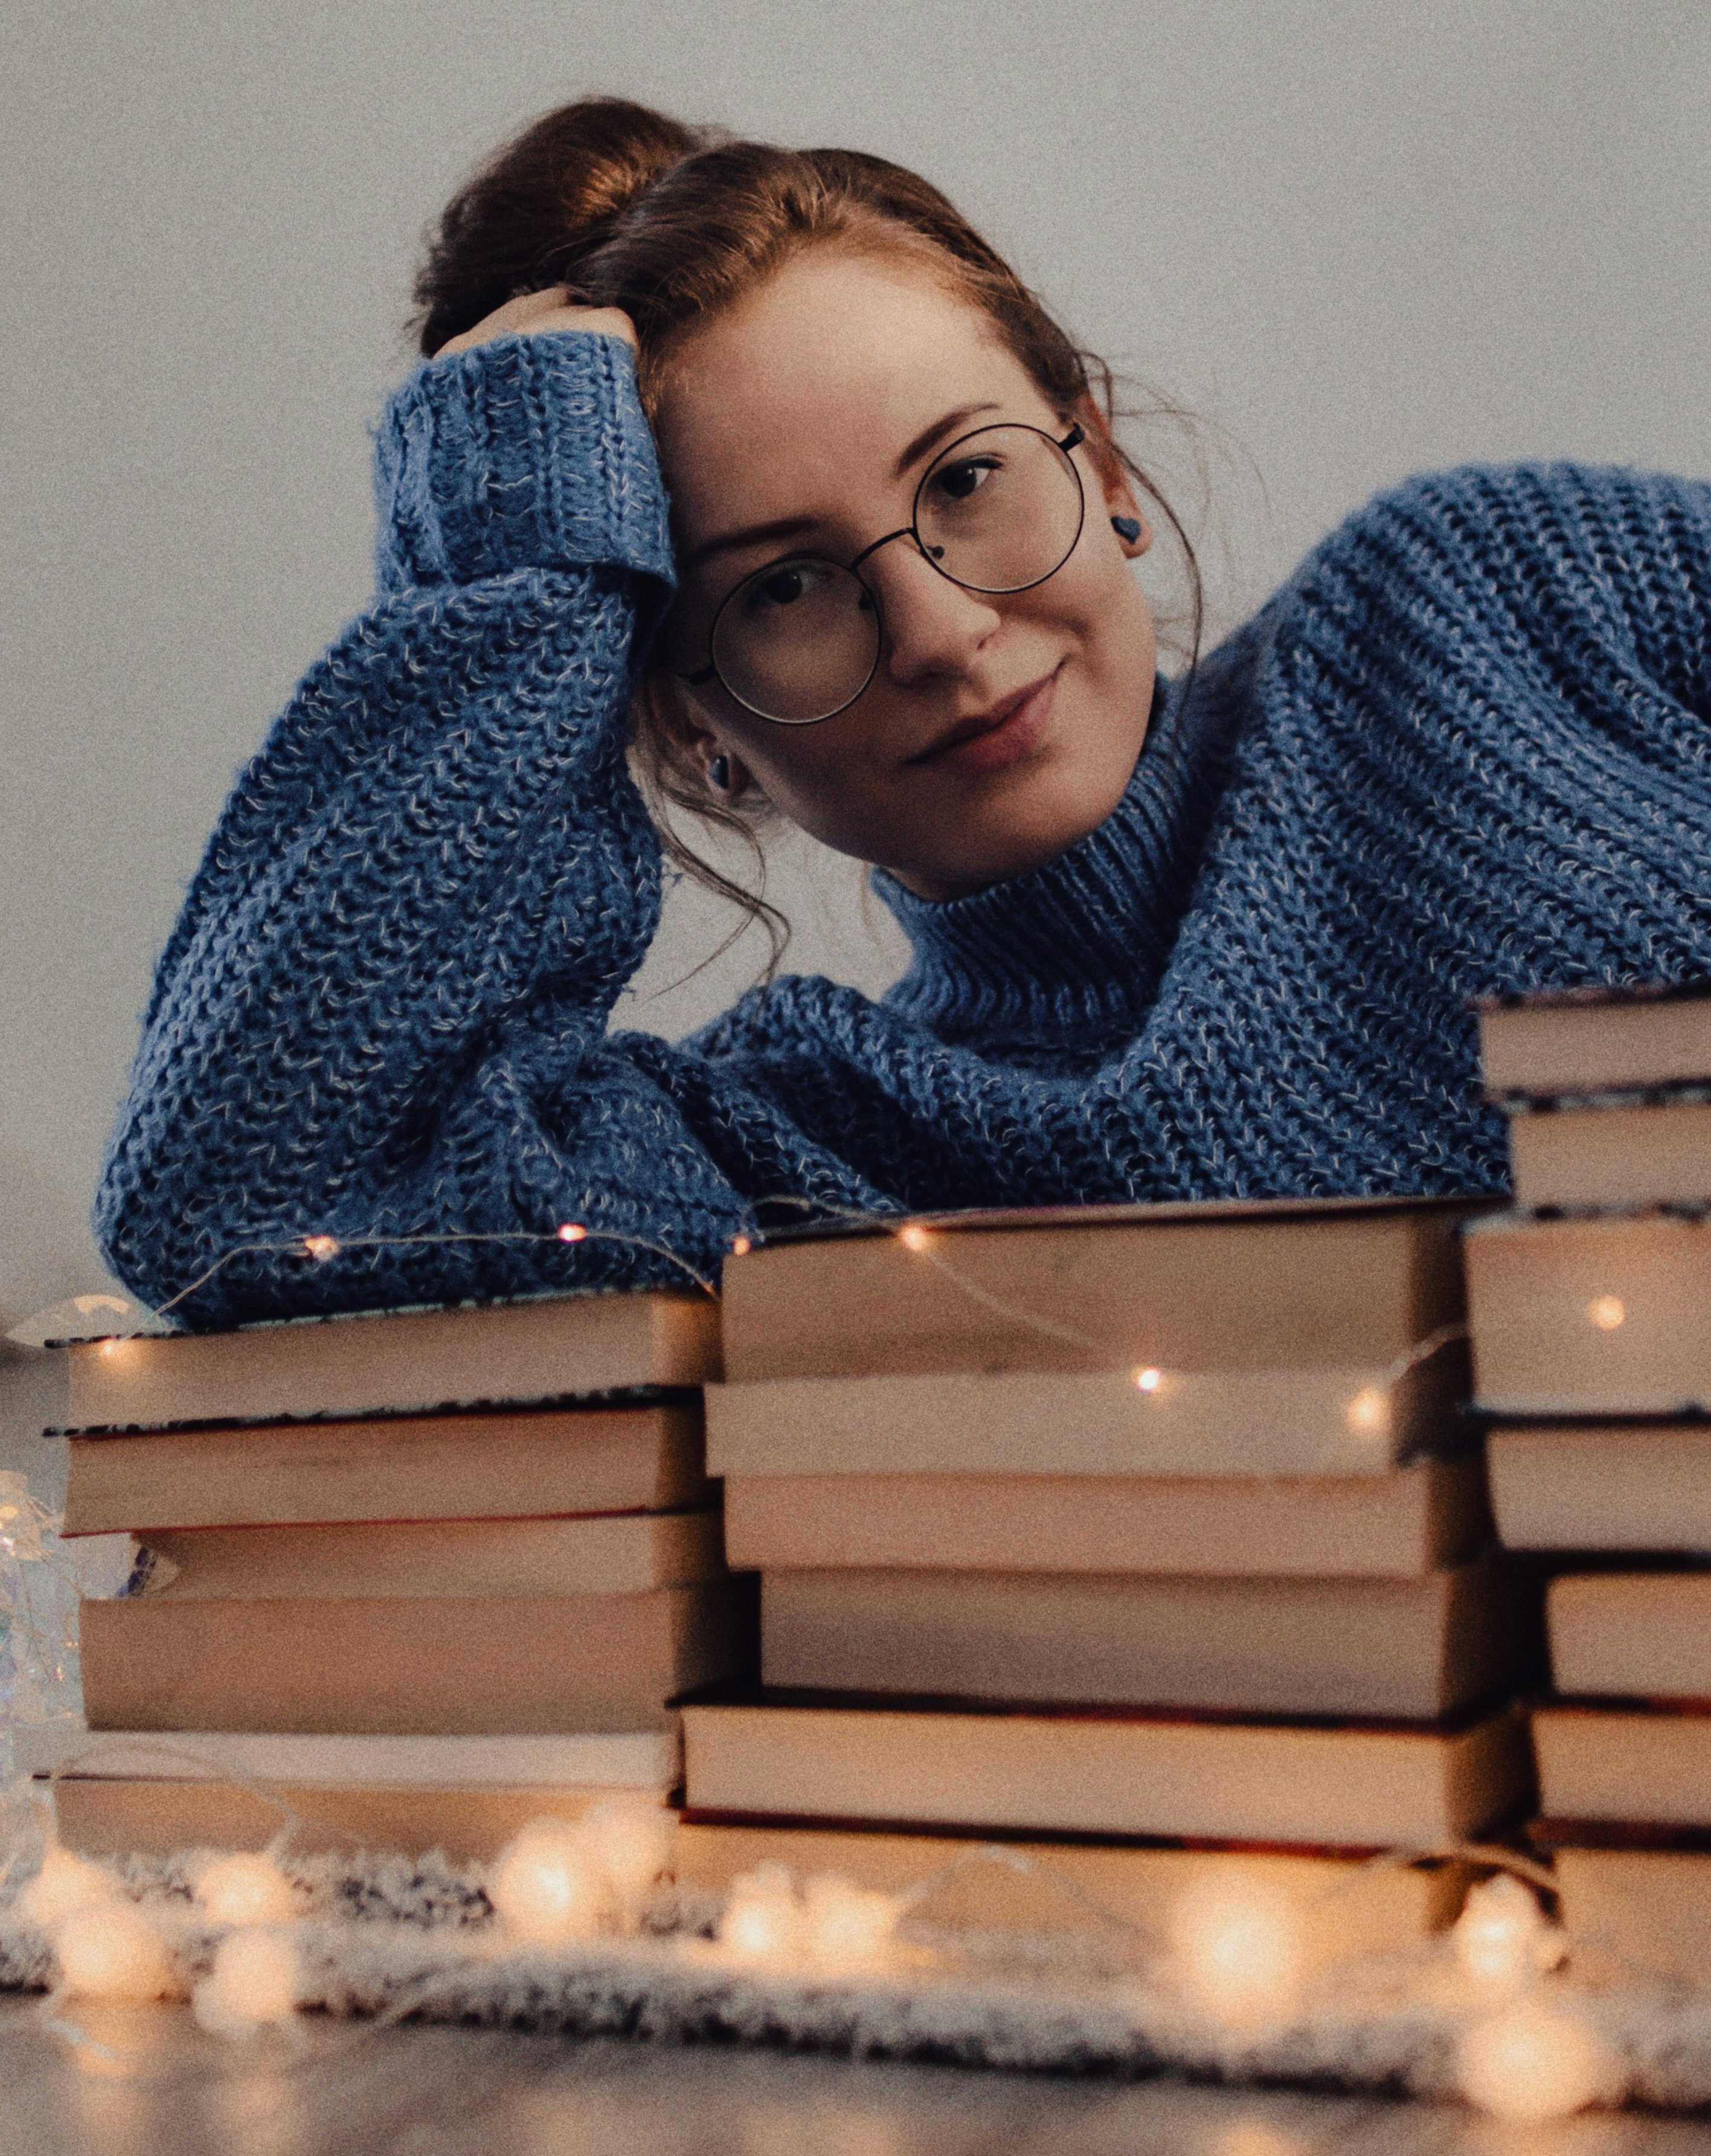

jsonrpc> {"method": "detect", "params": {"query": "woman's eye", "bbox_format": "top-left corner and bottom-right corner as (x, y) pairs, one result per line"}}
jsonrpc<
(745, 560), (829, 612)
(933, 457), (1000, 503)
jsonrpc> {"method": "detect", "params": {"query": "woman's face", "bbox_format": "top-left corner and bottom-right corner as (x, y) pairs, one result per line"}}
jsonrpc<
(651, 249), (1158, 901)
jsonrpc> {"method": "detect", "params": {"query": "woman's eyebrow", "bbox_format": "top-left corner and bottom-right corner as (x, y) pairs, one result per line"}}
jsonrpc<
(679, 515), (820, 574)
(893, 401), (1003, 478)
(679, 402), (1006, 573)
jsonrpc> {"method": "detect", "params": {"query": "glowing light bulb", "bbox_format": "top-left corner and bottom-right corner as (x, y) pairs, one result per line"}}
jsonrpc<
(802, 1876), (901, 1969)
(489, 1821), (604, 1942)
(1586, 1295), (1625, 1331)
(21, 1846), (120, 1928)
(193, 1926), (301, 2036)
(1457, 2001), (1613, 2122)
(898, 1224), (931, 1252)
(1134, 1366), (1164, 1393)
(99, 1339), (120, 1356)
(730, 1234), (753, 1257)
(579, 1800), (677, 1908)
(1453, 1873), (1553, 1993)
(194, 1852), (297, 1927)
(719, 1864), (805, 1965)
(51, 1900), (176, 2003)
(557, 1223), (588, 1243)
(1344, 1387), (1389, 1436)
(1167, 1871), (1306, 2027)
(301, 1235), (340, 1263)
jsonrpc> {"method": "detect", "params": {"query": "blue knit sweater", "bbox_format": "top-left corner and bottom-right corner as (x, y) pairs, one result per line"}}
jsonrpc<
(94, 333), (1711, 1326)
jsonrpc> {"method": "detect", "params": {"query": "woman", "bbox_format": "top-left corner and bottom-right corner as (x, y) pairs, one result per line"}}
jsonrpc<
(95, 98), (1711, 1326)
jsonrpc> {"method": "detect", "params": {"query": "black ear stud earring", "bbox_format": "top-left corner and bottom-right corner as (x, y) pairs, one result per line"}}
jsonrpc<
(1110, 516), (1144, 544)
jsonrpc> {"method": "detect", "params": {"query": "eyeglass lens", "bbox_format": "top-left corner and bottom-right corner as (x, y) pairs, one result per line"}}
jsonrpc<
(708, 424), (1084, 725)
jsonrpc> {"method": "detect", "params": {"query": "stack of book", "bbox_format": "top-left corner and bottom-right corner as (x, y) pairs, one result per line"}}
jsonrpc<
(1469, 981), (1711, 1986)
(30, 1286), (754, 1862)
(675, 1198), (1539, 1959)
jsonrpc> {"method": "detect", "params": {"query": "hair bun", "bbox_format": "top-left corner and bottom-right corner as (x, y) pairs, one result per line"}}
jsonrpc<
(414, 97), (709, 354)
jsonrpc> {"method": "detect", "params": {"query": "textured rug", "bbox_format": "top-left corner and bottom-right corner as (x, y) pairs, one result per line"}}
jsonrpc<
(5, 1840), (1711, 2118)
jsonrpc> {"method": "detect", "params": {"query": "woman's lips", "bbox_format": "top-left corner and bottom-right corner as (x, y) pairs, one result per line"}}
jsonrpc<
(910, 670), (1060, 774)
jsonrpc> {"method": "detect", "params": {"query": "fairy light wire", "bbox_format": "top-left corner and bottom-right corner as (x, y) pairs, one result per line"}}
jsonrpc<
(19, 1191), (1610, 2105)
(143, 1222), (717, 1324)
(0, 1795), (1665, 2102)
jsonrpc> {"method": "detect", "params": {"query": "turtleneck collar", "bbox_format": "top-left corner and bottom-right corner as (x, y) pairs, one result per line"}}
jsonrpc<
(875, 645), (1256, 1056)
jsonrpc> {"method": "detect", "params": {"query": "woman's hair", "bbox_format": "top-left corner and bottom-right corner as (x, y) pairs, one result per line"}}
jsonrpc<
(414, 97), (1202, 964)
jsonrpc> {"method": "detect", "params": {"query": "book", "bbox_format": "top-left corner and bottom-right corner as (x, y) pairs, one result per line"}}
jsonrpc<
(1478, 980), (1711, 1099)
(23, 1719), (676, 1865)
(63, 1286), (721, 1431)
(724, 1458), (1493, 1578)
(47, 1777), (670, 1865)
(679, 1689), (1530, 1845)
(1547, 1572), (1711, 1699)
(1507, 1095), (1711, 1212)
(1532, 1703), (1711, 1824)
(79, 1582), (756, 1736)
(721, 1197), (1476, 1383)
(61, 1402), (708, 1536)
(760, 1560), (1538, 1718)
(1488, 1422), (1711, 1551)
(1464, 1212), (1711, 1415)
(674, 1820), (1467, 1967)
(1547, 1843), (1711, 1990)
(14, 1720), (676, 1789)
(708, 1361), (1465, 1481)
(128, 1508), (724, 1601)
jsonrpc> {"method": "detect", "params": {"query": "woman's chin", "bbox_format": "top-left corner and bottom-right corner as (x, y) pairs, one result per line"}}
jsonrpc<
(885, 779), (1131, 900)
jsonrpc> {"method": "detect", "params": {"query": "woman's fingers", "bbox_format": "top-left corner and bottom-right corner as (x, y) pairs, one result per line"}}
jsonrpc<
(437, 288), (638, 357)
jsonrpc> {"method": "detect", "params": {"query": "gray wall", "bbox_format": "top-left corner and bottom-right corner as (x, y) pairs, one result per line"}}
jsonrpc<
(4, 1), (1709, 1450)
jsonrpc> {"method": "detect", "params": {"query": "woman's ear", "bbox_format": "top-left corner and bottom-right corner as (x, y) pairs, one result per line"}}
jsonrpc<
(1099, 469), (1152, 559)
(1073, 400), (1153, 558)
(644, 667), (754, 800)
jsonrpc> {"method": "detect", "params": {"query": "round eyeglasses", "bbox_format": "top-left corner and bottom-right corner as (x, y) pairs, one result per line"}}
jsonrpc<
(678, 421), (1087, 726)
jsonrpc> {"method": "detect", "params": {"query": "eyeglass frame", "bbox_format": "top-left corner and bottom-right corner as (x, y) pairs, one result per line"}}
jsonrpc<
(675, 419), (1088, 726)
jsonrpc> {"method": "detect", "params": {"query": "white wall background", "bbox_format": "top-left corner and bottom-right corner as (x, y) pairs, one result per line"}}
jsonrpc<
(4, 0), (1709, 1367)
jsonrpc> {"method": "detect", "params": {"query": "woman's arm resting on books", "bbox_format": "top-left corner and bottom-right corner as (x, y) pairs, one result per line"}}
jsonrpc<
(94, 330), (751, 1326)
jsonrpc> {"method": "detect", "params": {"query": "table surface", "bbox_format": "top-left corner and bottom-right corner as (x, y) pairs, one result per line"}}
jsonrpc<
(5, 1998), (1711, 2156)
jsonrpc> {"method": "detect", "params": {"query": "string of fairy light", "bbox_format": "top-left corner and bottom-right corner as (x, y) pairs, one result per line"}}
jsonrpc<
(112, 1197), (1639, 1398)
(117, 1203), (1492, 1451)
(9, 1201), (1669, 2116)
(4, 1749), (1636, 2121)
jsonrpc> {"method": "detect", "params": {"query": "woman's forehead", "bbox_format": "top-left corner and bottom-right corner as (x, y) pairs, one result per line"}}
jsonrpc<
(655, 251), (1042, 538)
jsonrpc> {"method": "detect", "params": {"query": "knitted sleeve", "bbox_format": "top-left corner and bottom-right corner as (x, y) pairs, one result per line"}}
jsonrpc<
(92, 331), (759, 1327)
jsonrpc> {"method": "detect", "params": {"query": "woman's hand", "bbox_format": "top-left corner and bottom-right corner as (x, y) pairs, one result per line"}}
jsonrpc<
(436, 285), (637, 358)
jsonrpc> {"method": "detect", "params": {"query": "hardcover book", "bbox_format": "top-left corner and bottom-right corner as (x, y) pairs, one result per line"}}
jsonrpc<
(63, 1286), (720, 1432)
(1506, 1095), (1711, 1212)
(62, 1401), (709, 1536)
(759, 1560), (1538, 1719)
(721, 1197), (1477, 1383)
(1464, 1212), (1711, 1415)
(680, 1687), (1530, 1847)
(1477, 979), (1711, 1099)
(128, 1507), (724, 1601)
(1533, 1702), (1711, 1826)
(1487, 1421), (1711, 1552)
(1547, 1572), (1711, 1700)
(80, 1581), (757, 1736)
(723, 1458), (1493, 1578)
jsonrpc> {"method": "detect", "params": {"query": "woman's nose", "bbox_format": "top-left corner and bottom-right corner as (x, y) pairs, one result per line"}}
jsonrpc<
(867, 542), (1003, 685)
